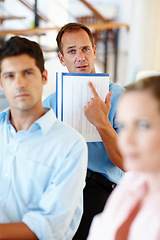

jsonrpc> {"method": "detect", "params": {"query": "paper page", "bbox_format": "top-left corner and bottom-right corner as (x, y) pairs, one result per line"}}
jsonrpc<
(61, 74), (109, 142)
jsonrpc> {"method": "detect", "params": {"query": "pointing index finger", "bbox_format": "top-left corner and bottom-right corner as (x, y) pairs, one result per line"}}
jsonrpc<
(88, 81), (99, 99)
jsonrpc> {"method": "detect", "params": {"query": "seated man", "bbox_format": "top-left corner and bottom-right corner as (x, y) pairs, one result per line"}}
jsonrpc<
(0, 36), (87, 240)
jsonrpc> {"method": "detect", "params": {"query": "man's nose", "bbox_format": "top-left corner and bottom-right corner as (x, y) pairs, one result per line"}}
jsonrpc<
(77, 50), (85, 61)
(15, 75), (26, 88)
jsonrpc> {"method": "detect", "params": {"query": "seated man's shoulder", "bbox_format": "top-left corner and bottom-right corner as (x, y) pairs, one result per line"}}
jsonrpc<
(52, 118), (87, 147)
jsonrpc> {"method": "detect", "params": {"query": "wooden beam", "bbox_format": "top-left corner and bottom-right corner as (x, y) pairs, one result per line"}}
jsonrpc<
(87, 22), (129, 30)
(79, 0), (108, 22)
(0, 22), (129, 37)
(0, 16), (26, 24)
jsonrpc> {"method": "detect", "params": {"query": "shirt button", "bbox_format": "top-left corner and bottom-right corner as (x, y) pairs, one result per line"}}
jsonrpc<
(0, 197), (3, 201)
(4, 173), (8, 177)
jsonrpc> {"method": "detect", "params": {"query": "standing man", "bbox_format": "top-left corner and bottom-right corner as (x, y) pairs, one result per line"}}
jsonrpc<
(0, 36), (87, 240)
(43, 22), (125, 240)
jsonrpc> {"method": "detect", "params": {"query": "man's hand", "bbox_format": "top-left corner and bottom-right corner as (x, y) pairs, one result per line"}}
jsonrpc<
(84, 81), (124, 170)
(84, 81), (113, 129)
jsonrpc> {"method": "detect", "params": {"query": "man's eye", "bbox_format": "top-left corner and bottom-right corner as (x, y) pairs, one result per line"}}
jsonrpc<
(5, 74), (14, 79)
(83, 47), (89, 51)
(68, 50), (76, 54)
(25, 71), (32, 76)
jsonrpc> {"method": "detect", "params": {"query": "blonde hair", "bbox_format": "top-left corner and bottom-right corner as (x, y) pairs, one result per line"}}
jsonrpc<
(125, 76), (160, 107)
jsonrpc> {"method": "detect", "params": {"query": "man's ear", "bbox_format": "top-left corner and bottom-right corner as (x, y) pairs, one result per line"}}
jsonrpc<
(42, 70), (48, 86)
(58, 52), (66, 66)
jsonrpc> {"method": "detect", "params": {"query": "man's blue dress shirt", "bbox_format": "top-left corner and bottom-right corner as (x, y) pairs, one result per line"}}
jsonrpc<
(0, 108), (88, 240)
(43, 81), (124, 184)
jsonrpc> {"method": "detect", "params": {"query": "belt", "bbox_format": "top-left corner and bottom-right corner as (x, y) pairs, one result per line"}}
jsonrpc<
(87, 169), (116, 191)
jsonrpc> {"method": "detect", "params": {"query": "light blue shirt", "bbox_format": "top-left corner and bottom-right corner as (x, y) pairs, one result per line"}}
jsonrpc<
(43, 81), (124, 184)
(0, 108), (88, 240)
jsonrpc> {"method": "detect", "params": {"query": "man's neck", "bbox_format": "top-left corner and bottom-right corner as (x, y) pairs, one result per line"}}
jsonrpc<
(10, 105), (46, 132)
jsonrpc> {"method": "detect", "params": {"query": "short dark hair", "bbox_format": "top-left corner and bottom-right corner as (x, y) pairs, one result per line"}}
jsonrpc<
(0, 36), (45, 74)
(56, 22), (94, 54)
(125, 75), (160, 108)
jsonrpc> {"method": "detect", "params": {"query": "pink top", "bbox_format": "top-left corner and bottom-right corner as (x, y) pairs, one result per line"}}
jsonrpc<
(87, 171), (160, 240)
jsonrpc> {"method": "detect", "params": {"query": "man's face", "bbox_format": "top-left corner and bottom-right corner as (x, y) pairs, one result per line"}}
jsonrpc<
(58, 29), (96, 73)
(0, 54), (47, 113)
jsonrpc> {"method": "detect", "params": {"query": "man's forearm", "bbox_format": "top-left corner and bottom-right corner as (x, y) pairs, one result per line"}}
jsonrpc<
(0, 222), (38, 240)
(97, 121), (124, 171)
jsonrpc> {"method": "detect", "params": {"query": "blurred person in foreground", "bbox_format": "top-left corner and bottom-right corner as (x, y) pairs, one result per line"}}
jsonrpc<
(87, 75), (160, 240)
(0, 36), (87, 240)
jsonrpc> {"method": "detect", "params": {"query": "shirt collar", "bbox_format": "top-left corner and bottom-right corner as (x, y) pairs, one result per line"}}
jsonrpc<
(0, 107), (57, 136)
(33, 108), (57, 135)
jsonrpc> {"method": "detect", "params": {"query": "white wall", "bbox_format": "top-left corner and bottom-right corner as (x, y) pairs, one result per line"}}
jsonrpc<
(125, 0), (160, 85)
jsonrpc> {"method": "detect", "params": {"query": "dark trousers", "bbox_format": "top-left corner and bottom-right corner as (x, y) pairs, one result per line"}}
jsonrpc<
(73, 170), (116, 240)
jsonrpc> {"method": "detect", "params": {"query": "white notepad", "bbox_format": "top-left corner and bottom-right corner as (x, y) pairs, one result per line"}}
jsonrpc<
(56, 72), (109, 142)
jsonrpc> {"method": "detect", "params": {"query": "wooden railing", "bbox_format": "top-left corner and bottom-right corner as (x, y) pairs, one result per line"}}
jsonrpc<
(17, 0), (49, 23)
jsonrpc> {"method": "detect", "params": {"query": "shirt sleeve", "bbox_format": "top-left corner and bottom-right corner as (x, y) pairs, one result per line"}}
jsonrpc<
(43, 92), (57, 114)
(109, 84), (125, 134)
